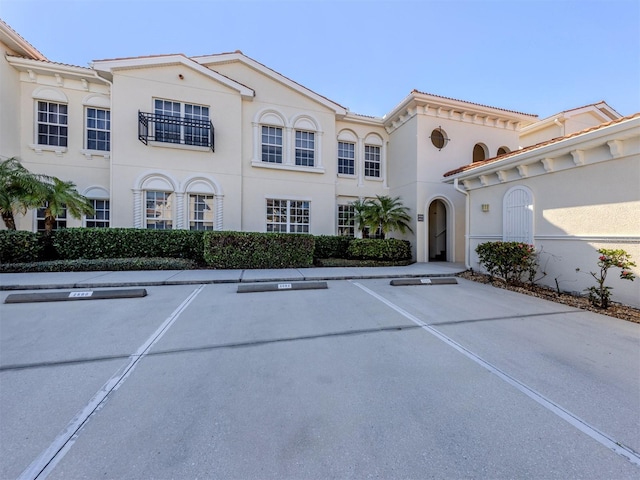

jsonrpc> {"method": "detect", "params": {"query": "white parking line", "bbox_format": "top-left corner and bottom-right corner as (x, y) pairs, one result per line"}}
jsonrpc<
(18, 285), (206, 480)
(352, 281), (640, 467)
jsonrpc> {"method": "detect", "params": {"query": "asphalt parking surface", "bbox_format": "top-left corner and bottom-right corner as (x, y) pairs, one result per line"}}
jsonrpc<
(1, 279), (639, 479)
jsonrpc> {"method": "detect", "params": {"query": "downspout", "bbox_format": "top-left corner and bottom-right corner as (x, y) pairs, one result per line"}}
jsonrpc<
(93, 70), (114, 226)
(454, 178), (471, 269)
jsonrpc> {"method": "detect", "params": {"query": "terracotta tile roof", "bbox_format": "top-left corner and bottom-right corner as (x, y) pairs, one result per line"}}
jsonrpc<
(0, 19), (47, 60)
(411, 89), (537, 118)
(92, 53), (189, 62)
(6, 54), (92, 71)
(443, 112), (640, 177)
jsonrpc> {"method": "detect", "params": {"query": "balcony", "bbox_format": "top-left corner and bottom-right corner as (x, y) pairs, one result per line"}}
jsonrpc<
(138, 111), (214, 151)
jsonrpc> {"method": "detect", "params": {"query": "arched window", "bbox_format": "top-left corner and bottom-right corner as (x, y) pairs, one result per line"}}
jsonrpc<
(497, 146), (510, 156)
(473, 143), (488, 163)
(503, 186), (534, 244)
(184, 176), (223, 231)
(134, 173), (177, 229)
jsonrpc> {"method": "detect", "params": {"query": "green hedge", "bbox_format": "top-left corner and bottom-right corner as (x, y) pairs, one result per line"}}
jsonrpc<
(53, 228), (207, 264)
(0, 257), (196, 273)
(0, 230), (43, 263)
(347, 238), (412, 261)
(313, 235), (353, 259)
(204, 231), (315, 269)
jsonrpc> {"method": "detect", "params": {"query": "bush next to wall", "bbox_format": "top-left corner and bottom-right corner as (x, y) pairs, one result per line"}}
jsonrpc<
(347, 238), (412, 261)
(204, 231), (315, 269)
(475, 241), (538, 285)
(53, 228), (207, 264)
(0, 230), (43, 263)
(313, 235), (353, 260)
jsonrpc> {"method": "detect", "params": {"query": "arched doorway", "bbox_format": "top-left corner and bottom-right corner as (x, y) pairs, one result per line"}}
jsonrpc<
(428, 199), (447, 261)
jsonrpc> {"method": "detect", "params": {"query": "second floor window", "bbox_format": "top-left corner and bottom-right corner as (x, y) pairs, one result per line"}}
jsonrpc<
(338, 142), (355, 175)
(37, 101), (68, 147)
(364, 145), (381, 178)
(153, 99), (210, 146)
(295, 130), (315, 167)
(261, 126), (283, 163)
(86, 108), (111, 151)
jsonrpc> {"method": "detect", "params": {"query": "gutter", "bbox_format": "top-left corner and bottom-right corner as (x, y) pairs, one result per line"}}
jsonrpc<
(454, 178), (471, 269)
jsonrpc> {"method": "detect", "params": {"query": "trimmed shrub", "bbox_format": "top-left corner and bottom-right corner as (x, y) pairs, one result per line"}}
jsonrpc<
(204, 231), (314, 269)
(0, 230), (43, 263)
(0, 257), (196, 273)
(475, 241), (538, 285)
(53, 228), (207, 264)
(347, 238), (412, 261)
(313, 235), (352, 259)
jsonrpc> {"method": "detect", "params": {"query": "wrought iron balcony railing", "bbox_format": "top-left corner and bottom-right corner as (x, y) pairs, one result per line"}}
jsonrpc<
(138, 111), (214, 151)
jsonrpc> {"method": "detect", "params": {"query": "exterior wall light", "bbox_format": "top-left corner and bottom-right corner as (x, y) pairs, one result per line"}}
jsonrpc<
(481, 203), (490, 212)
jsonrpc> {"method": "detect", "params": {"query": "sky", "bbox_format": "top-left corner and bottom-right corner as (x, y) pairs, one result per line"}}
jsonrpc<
(2, 0), (639, 119)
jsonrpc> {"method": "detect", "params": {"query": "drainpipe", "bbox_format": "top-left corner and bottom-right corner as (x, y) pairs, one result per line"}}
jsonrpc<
(454, 178), (471, 269)
(93, 71), (114, 226)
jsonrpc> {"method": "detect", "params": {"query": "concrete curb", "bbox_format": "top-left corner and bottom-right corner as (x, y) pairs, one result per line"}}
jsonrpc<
(0, 271), (466, 291)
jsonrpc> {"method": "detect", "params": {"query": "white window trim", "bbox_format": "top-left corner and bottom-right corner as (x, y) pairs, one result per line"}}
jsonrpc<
(149, 98), (212, 150)
(31, 99), (69, 156)
(265, 196), (312, 233)
(252, 110), (324, 173)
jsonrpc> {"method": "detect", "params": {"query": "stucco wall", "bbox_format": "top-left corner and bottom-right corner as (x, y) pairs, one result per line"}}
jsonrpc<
(466, 153), (640, 307)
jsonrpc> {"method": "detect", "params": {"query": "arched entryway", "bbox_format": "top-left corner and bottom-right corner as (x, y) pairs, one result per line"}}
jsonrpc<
(428, 199), (447, 261)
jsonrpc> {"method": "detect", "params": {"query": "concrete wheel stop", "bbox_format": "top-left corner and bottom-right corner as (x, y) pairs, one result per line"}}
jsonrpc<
(390, 277), (458, 286)
(4, 288), (148, 304)
(237, 281), (328, 293)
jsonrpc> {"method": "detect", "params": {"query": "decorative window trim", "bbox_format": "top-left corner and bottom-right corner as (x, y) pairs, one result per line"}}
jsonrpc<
(252, 109), (324, 172)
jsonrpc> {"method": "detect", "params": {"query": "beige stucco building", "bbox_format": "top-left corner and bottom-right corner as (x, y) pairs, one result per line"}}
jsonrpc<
(1, 20), (638, 305)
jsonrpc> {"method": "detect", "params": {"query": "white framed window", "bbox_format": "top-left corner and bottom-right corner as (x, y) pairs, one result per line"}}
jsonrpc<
(364, 145), (381, 178)
(85, 199), (110, 228)
(145, 191), (173, 229)
(266, 199), (310, 233)
(338, 142), (355, 175)
(337, 204), (355, 237)
(153, 99), (210, 146)
(295, 130), (315, 167)
(261, 126), (283, 163)
(189, 194), (215, 230)
(86, 108), (110, 151)
(36, 202), (67, 232)
(37, 101), (68, 147)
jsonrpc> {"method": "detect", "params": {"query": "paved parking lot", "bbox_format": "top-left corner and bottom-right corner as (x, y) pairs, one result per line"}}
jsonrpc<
(1, 278), (639, 479)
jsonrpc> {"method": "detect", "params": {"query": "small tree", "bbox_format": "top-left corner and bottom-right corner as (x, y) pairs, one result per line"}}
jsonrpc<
(356, 195), (413, 240)
(40, 177), (94, 236)
(350, 198), (371, 237)
(0, 158), (51, 230)
(584, 249), (636, 309)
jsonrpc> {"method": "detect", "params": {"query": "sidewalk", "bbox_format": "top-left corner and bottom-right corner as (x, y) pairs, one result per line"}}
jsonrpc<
(0, 263), (467, 291)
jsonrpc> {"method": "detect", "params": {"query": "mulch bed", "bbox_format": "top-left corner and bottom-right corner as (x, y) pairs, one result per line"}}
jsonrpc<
(457, 271), (640, 324)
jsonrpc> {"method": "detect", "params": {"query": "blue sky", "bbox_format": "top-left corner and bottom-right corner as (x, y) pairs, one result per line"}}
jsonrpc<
(2, 0), (639, 119)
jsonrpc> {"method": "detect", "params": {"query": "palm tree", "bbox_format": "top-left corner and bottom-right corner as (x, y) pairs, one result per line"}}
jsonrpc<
(0, 158), (51, 230)
(364, 195), (413, 240)
(350, 198), (372, 237)
(40, 177), (94, 235)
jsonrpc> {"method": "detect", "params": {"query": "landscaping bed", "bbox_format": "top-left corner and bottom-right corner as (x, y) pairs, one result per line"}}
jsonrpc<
(457, 270), (640, 324)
